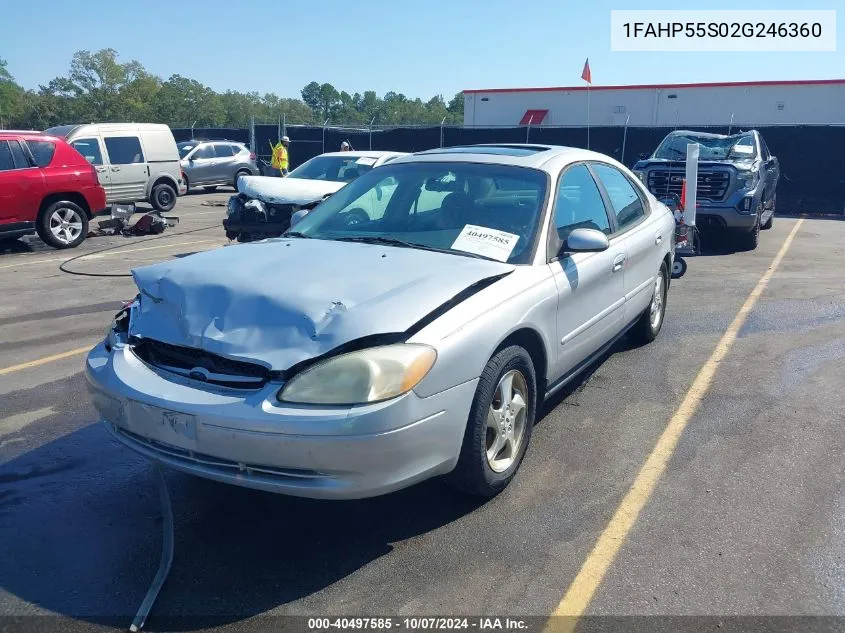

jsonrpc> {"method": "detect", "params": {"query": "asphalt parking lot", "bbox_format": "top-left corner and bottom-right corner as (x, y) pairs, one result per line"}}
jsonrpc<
(1, 194), (843, 631)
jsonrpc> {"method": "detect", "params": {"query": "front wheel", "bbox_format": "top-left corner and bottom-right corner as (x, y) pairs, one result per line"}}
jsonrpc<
(446, 345), (536, 498)
(36, 201), (89, 249)
(630, 262), (668, 344)
(736, 217), (760, 251)
(151, 182), (177, 212)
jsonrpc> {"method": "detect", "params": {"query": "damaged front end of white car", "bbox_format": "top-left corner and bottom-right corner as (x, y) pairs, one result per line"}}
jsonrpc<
(223, 174), (343, 243)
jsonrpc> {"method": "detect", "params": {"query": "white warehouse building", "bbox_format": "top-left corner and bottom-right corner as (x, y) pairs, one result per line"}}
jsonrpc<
(462, 79), (845, 128)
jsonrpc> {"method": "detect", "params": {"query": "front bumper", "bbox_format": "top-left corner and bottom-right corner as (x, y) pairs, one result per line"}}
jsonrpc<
(85, 342), (477, 499)
(694, 199), (761, 231)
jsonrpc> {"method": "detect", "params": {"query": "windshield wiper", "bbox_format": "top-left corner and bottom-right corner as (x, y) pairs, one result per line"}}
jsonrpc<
(284, 231), (312, 238)
(330, 235), (498, 261)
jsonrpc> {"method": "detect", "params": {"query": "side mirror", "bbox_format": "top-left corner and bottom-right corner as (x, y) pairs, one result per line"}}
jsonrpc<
(289, 209), (310, 228)
(639, 152), (650, 160)
(563, 228), (610, 253)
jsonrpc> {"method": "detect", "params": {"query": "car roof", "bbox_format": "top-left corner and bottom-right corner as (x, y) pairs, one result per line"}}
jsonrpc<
(317, 150), (407, 158)
(668, 129), (756, 140)
(0, 130), (62, 142)
(385, 144), (609, 171)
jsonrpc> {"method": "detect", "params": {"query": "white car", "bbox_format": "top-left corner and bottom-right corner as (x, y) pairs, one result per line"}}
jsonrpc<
(88, 143), (676, 500)
(223, 150), (406, 242)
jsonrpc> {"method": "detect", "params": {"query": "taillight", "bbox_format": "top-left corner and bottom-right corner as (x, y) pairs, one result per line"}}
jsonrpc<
(249, 152), (256, 160)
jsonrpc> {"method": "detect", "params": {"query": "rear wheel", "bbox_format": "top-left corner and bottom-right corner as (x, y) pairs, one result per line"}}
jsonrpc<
(37, 200), (89, 249)
(446, 345), (536, 498)
(630, 262), (668, 344)
(233, 170), (250, 190)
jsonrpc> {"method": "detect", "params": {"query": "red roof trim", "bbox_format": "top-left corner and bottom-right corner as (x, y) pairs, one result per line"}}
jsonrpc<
(519, 109), (548, 125)
(464, 78), (845, 94)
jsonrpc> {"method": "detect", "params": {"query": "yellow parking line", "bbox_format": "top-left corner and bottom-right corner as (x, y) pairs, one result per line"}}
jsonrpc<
(0, 239), (221, 270)
(546, 218), (804, 631)
(0, 345), (93, 376)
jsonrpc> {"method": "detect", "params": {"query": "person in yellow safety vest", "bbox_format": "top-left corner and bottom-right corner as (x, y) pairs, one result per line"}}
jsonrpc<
(270, 136), (290, 176)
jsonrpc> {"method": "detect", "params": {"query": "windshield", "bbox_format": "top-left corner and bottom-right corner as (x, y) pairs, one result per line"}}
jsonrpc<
(653, 132), (757, 160)
(177, 142), (196, 158)
(287, 162), (548, 265)
(287, 155), (379, 183)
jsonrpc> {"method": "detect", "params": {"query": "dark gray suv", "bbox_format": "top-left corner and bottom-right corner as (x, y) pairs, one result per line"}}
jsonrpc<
(178, 140), (259, 192)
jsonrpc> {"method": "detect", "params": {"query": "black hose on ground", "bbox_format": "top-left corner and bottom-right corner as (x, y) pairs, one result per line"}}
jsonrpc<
(58, 224), (225, 278)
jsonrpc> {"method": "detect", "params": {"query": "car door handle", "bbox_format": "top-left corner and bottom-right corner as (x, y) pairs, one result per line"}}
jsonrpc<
(111, 167), (121, 172)
(95, 167), (107, 173)
(655, 232), (662, 245)
(612, 254), (626, 273)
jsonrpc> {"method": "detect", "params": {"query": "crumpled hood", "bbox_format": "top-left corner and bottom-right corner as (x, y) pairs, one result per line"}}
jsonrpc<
(238, 175), (346, 205)
(129, 239), (514, 371)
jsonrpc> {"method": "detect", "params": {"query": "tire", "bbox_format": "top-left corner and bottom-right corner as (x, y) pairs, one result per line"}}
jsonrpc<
(630, 262), (668, 344)
(151, 182), (177, 212)
(761, 196), (775, 230)
(36, 200), (89, 249)
(446, 345), (536, 498)
(233, 170), (250, 190)
(184, 175), (191, 194)
(736, 216), (760, 251)
(671, 257), (687, 279)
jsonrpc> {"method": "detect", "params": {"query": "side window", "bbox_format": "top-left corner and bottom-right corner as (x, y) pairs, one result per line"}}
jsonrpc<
(334, 173), (401, 224)
(759, 137), (770, 160)
(415, 173), (457, 213)
(71, 138), (104, 165)
(591, 163), (645, 231)
(25, 140), (56, 167)
(213, 144), (234, 157)
(0, 142), (14, 171)
(103, 136), (145, 165)
(193, 144), (215, 159)
(552, 164), (611, 248)
(9, 141), (31, 169)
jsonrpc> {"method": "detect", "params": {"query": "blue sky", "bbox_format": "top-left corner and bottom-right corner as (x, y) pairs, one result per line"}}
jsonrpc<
(2, 0), (841, 99)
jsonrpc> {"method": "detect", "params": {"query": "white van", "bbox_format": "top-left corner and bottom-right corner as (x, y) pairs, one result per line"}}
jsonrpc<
(44, 123), (186, 212)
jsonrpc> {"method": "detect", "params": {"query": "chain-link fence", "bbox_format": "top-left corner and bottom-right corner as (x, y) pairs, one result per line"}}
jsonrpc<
(170, 121), (845, 213)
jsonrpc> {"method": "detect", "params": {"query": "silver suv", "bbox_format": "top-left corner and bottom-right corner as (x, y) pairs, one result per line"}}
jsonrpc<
(178, 140), (259, 192)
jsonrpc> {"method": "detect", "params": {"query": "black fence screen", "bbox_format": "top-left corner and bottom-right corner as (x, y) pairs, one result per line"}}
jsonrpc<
(171, 125), (845, 214)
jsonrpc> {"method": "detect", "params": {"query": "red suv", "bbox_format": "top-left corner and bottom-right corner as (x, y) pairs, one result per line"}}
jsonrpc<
(0, 131), (107, 249)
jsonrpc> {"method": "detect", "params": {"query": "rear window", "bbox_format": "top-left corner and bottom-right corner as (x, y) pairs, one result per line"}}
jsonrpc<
(25, 140), (56, 167)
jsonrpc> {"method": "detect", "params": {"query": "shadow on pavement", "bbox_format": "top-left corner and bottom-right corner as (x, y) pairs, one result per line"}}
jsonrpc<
(0, 418), (484, 630)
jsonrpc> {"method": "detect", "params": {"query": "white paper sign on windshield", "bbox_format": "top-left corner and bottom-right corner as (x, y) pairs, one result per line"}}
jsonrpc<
(355, 157), (377, 165)
(451, 225), (520, 262)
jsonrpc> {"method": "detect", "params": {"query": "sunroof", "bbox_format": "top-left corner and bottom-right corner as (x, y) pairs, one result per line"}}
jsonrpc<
(424, 145), (551, 157)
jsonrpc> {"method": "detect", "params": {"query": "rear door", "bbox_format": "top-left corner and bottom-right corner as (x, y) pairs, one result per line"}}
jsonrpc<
(101, 134), (149, 202)
(69, 137), (111, 193)
(211, 143), (236, 182)
(548, 162), (626, 378)
(0, 140), (46, 225)
(590, 162), (662, 321)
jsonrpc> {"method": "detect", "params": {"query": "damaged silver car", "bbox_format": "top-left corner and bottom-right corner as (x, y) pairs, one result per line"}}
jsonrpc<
(223, 150), (406, 242)
(87, 144), (675, 500)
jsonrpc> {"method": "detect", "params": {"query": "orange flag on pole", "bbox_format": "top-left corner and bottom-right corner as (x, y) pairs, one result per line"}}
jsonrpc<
(581, 58), (592, 84)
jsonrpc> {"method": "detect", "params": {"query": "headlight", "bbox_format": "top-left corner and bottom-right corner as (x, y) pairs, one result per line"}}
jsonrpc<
(278, 344), (437, 405)
(633, 170), (646, 183)
(737, 170), (759, 189)
(104, 298), (136, 351)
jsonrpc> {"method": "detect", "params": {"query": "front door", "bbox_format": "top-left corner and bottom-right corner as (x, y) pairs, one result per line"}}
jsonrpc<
(187, 144), (216, 185)
(547, 163), (626, 380)
(101, 135), (149, 202)
(69, 137), (111, 194)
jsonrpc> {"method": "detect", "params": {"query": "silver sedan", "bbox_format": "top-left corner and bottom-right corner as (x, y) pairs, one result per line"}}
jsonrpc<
(86, 144), (675, 500)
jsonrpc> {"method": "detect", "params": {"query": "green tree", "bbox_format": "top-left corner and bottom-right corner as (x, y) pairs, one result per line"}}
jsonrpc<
(0, 58), (26, 128)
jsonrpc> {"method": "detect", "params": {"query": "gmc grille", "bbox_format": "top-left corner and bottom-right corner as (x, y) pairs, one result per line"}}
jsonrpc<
(647, 170), (731, 202)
